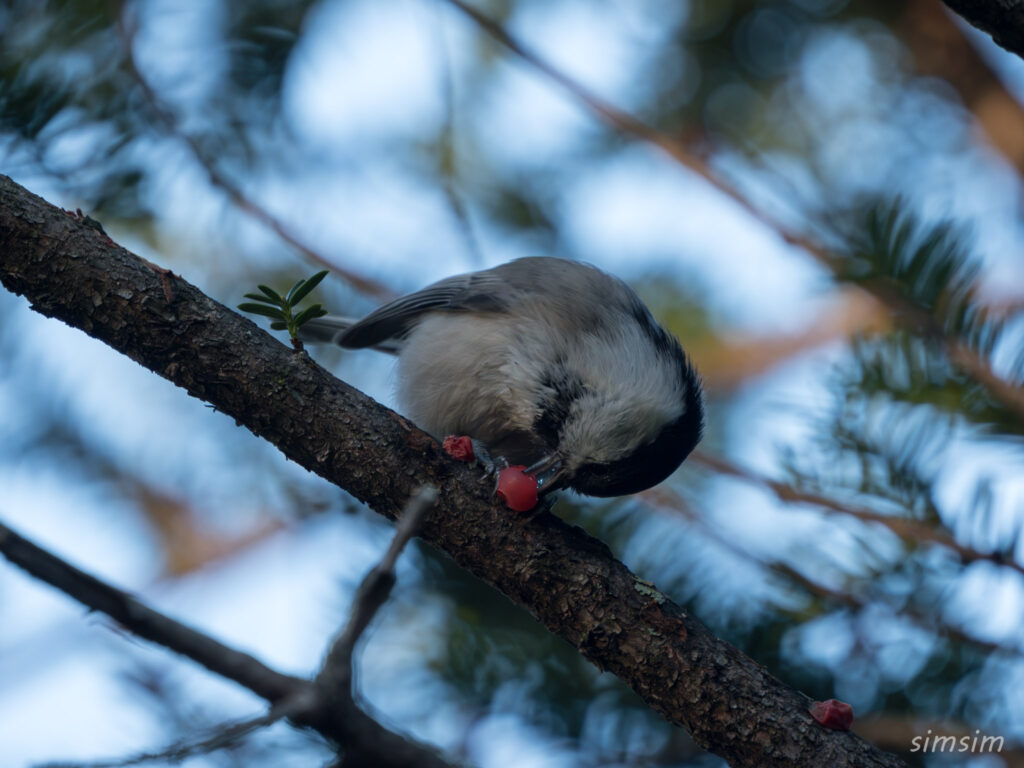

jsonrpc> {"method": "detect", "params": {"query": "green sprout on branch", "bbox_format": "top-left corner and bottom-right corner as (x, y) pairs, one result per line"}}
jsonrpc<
(238, 270), (329, 350)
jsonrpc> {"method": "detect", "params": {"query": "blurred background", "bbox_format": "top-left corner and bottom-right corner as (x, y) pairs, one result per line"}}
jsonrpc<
(2, 0), (1023, 766)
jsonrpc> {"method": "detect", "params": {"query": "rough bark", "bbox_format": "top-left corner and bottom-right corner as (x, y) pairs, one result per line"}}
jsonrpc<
(940, 0), (1024, 61)
(0, 174), (906, 768)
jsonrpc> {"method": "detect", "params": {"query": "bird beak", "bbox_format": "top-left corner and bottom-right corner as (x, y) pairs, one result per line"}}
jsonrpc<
(526, 455), (568, 496)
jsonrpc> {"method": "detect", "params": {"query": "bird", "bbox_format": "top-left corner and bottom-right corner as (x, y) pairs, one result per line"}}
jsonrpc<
(301, 257), (703, 498)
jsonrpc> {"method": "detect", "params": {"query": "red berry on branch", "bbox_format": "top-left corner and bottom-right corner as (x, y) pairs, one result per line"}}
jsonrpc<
(809, 699), (853, 730)
(443, 435), (475, 462)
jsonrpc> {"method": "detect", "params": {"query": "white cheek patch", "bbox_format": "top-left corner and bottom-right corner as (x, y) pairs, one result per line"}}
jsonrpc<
(558, 324), (687, 467)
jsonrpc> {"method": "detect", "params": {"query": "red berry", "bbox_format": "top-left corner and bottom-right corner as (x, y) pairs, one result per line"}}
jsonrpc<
(496, 465), (539, 513)
(809, 699), (853, 730)
(443, 435), (475, 462)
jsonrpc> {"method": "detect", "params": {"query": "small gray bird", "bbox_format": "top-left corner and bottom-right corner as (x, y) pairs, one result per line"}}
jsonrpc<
(302, 257), (703, 497)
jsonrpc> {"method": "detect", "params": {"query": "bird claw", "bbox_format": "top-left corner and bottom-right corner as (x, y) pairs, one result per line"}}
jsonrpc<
(472, 439), (508, 478)
(445, 436), (551, 514)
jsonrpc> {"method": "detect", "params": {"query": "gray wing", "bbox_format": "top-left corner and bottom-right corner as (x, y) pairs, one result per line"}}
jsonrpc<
(336, 257), (625, 348)
(337, 269), (511, 348)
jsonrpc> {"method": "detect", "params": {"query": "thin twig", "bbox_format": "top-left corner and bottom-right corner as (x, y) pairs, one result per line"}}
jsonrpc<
(38, 693), (316, 768)
(440, 0), (1024, 424)
(116, 5), (394, 300)
(317, 486), (437, 697)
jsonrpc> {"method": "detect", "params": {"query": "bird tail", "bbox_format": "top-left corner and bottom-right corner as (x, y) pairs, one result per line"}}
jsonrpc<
(298, 315), (356, 344)
(299, 315), (402, 354)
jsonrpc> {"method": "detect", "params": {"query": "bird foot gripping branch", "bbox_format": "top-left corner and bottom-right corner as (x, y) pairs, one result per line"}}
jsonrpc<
(443, 435), (540, 513)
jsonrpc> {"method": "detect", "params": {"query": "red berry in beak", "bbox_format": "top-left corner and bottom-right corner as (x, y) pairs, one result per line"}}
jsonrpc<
(496, 465), (539, 512)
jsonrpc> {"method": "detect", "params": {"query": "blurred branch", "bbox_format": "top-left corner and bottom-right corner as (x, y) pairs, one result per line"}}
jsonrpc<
(439, 0), (841, 267)
(432, 5), (484, 265)
(0, 487), (451, 768)
(0, 175), (906, 768)
(701, 289), (890, 391)
(643, 485), (862, 613)
(690, 451), (1024, 579)
(899, 0), (1024, 173)
(40, 697), (312, 768)
(0, 519), (306, 704)
(116, 5), (394, 301)
(440, 0), (1024, 425)
(23, 409), (287, 578)
(938, 0), (1024, 62)
(645, 483), (1024, 658)
(316, 486), (436, 704)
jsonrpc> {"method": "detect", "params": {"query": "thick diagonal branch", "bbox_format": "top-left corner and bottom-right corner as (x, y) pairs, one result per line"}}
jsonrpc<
(0, 175), (905, 768)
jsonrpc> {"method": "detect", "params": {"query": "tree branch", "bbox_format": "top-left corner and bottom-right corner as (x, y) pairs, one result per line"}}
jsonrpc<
(39, 697), (311, 768)
(898, 0), (1024, 173)
(0, 494), (452, 768)
(316, 486), (436, 708)
(0, 174), (905, 767)
(645, 482), (1024, 659)
(0, 519), (306, 704)
(690, 452), (1024, 580)
(939, 0), (1024, 61)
